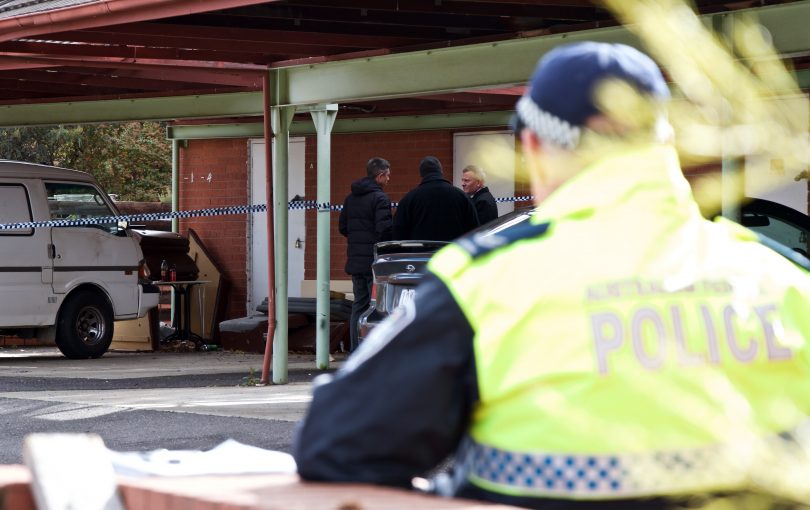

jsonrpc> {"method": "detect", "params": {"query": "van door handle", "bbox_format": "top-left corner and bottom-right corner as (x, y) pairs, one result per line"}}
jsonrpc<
(47, 244), (55, 259)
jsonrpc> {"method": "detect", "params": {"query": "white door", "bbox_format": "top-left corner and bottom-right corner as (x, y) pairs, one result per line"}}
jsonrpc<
(46, 181), (141, 317)
(453, 131), (516, 217)
(249, 138), (306, 315)
(0, 181), (56, 326)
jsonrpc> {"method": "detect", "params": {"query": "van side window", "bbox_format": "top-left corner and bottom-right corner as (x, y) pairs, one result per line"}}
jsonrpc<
(0, 185), (33, 235)
(45, 182), (117, 232)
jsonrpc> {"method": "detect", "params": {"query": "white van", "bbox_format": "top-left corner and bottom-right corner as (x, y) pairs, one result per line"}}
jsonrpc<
(0, 161), (160, 358)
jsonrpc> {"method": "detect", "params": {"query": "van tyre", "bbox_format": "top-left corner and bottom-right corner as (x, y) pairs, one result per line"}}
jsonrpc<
(56, 290), (114, 359)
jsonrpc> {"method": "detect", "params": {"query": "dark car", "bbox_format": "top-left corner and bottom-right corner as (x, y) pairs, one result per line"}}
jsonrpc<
(357, 198), (810, 344)
(740, 197), (810, 257)
(357, 240), (448, 342)
(358, 208), (536, 342)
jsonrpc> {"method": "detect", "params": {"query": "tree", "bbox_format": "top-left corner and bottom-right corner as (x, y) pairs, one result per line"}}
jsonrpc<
(0, 122), (171, 201)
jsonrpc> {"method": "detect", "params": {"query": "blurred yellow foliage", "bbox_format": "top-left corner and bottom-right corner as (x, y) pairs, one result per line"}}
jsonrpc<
(601, 0), (810, 211)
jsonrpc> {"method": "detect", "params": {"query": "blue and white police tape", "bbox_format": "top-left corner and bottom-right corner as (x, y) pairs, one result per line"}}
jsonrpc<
(0, 194), (535, 230)
(497, 195), (533, 203)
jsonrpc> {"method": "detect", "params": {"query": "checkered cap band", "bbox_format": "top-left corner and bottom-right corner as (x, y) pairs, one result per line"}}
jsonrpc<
(516, 96), (581, 150)
(464, 441), (747, 499)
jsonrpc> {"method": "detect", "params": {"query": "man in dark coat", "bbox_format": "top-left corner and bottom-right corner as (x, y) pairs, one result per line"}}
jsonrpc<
(392, 156), (479, 241)
(461, 164), (499, 225)
(338, 157), (392, 352)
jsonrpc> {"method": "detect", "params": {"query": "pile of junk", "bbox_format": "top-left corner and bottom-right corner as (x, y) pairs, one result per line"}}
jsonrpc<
(110, 228), (228, 352)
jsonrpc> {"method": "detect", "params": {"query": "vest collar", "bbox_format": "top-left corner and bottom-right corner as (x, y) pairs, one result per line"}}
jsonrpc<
(535, 144), (698, 223)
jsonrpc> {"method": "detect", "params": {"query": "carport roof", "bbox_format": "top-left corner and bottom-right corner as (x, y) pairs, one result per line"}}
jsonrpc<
(0, 0), (94, 18)
(0, 0), (804, 125)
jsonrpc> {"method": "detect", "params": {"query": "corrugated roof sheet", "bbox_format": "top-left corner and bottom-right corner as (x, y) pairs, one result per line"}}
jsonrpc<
(0, 0), (98, 19)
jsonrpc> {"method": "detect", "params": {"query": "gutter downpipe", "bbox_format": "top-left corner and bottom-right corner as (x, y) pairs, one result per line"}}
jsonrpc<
(171, 139), (179, 233)
(259, 73), (277, 385)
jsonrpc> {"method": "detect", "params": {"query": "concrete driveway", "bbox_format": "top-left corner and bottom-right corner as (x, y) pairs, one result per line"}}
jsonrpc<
(0, 347), (344, 463)
(0, 348), (339, 422)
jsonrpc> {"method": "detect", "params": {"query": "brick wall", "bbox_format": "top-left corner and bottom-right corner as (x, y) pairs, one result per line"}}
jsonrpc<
(178, 130), (521, 321)
(305, 130), (465, 281)
(178, 138), (249, 320)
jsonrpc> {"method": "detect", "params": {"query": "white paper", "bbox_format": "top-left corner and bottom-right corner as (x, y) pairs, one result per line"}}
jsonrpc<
(110, 439), (297, 477)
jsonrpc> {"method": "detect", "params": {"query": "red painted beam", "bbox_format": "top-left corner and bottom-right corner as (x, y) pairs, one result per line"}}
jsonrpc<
(71, 21), (424, 48)
(0, 68), (201, 91)
(0, 60), (55, 71)
(39, 30), (344, 57)
(0, 54), (266, 87)
(0, 86), (257, 106)
(0, 40), (282, 65)
(0, 0), (280, 43)
(417, 92), (522, 105)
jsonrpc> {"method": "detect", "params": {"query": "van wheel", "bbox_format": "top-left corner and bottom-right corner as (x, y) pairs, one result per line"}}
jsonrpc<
(56, 290), (114, 359)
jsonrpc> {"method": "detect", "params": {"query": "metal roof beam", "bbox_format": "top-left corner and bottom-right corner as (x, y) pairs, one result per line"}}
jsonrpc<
(0, 92), (263, 126)
(285, 0), (599, 20)
(0, 0), (281, 43)
(68, 21), (423, 48)
(0, 40), (279, 65)
(271, 2), (810, 106)
(0, 2), (806, 126)
(166, 111), (512, 139)
(0, 55), (264, 87)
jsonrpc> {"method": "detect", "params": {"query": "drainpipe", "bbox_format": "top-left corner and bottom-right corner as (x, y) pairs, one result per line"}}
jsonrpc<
(260, 73), (277, 386)
(171, 139), (179, 233)
(310, 104), (338, 370)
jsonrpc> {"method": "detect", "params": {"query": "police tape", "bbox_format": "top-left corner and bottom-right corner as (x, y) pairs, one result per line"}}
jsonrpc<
(0, 194), (535, 230)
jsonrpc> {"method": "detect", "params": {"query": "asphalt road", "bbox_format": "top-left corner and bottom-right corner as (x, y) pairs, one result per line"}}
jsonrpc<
(0, 348), (340, 465)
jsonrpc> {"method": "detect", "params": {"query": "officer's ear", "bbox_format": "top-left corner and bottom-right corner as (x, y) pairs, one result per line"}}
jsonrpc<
(520, 128), (543, 155)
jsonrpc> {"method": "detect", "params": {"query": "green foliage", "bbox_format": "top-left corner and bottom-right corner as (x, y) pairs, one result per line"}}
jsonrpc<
(0, 122), (171, 201)
(241, 367), (260, 386)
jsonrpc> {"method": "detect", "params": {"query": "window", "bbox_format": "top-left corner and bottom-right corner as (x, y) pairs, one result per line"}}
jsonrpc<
(45, 182), (117, 232)
(0, 185), (33, 235)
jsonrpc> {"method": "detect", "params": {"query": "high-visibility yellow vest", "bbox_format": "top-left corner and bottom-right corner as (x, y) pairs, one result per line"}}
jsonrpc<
(429, 144), (810, 499)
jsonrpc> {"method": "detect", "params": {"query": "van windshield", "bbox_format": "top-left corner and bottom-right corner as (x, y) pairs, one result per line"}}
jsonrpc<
(45, 182), (117, 232)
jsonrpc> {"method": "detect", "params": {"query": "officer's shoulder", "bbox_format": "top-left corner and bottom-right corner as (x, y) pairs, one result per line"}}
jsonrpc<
(753, 233), (810, 271)
(430, 219), (550, 277)
(455, 216), (551, 258)
(715, 216), (810, 271)
(459, 219), (550, 258)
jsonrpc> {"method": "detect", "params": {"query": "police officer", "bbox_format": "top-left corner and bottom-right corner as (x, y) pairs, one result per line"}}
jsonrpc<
(294, 42), (810, 509)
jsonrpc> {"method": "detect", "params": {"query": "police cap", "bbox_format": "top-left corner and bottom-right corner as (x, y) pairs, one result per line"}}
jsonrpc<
(513, 42), (669, 149)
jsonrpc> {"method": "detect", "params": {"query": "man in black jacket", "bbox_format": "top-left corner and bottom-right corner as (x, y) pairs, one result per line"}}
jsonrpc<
(461, 164), (499, 225)
(392, 156), (479, 241)
(338, 157), (392, 352)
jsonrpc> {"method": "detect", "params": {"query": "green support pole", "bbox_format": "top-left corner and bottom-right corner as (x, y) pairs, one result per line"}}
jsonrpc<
(721, 157), (742, 222)
(310, 104), (338, 370)
(716, 13), (742, 223)
(171, 139), (179, 233)
(271, 106), (294, 384)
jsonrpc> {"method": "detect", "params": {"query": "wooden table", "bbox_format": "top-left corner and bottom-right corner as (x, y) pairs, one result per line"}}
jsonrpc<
(0, 467), (521, 509)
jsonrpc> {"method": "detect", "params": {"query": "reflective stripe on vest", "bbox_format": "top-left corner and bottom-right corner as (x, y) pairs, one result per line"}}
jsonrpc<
(462, 440), (750, 499)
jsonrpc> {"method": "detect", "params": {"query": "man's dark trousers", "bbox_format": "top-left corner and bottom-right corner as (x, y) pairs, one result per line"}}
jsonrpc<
(350, 273), (373, 352)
